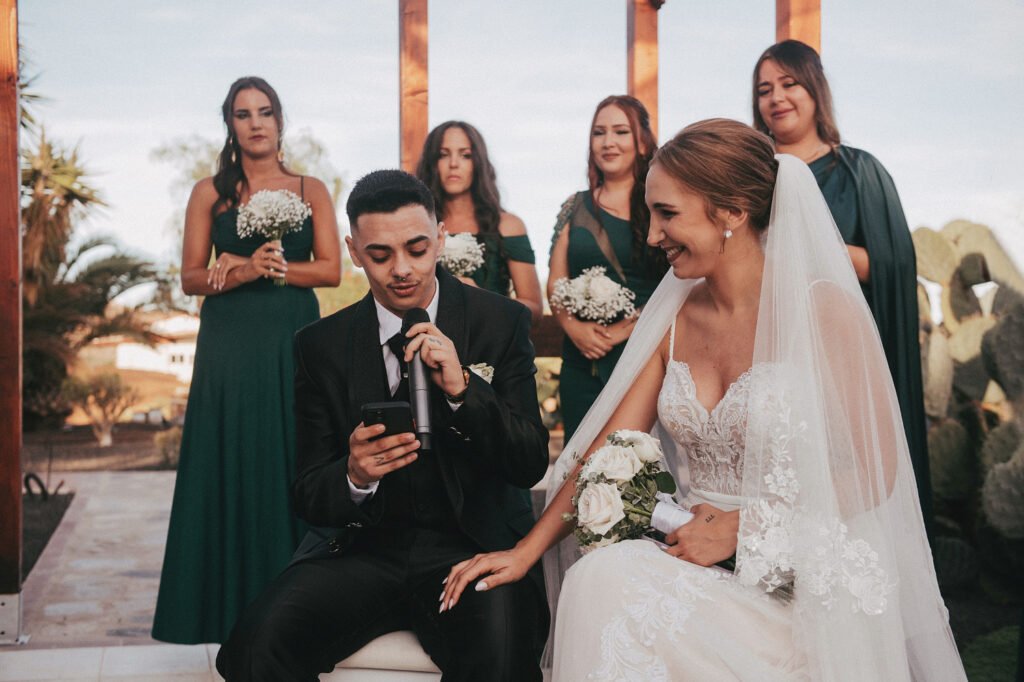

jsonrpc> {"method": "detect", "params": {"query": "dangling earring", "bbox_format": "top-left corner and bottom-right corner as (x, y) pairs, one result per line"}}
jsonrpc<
(228, 136), (237, 164)
(720, 229), (733, 254)
(277, 148), (285, 163)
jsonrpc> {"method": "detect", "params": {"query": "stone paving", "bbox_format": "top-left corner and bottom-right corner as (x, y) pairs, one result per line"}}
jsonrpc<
(20, 472), (172, 650)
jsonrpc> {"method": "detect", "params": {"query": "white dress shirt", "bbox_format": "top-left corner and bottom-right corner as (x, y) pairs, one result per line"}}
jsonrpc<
(347, 281), (443, 503)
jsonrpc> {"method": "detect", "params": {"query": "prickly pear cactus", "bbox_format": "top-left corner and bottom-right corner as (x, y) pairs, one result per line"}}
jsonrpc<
(948, 270), (983, 321)
(913, 227), (958, 284)
(981, 304), (1024, 401)
(923, 330), (954, 419)
(928, 418), (975, 502)
(957, 252), (990, 287)
(992, 284), (1024, 316)
(981, 445), (1024, 538)
(980, 422), (1021, 472)
(950, 317), (996, 401)
(942, 220), (1024, 297)
(933, 536), (979, 590)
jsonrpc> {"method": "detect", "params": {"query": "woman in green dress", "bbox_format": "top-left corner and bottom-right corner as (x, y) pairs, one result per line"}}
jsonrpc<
(153, 77), (341, 644)
(416, 121), (543, 320)
(752, 40), (933, 535)
(549, 95), (667, 441)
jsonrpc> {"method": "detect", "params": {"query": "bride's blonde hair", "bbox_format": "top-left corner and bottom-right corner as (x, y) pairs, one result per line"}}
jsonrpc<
(652, 119), (778, 232)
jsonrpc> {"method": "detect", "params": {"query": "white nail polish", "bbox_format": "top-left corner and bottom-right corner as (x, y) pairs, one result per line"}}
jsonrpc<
(475, 581), (489, 592)
(439, 591), (445, 602)
(438, 602), (445, 614)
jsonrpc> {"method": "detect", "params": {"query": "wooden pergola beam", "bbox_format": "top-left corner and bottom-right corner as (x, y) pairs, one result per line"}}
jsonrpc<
(399, 0), (428, 174)
(627, 0), (662, 137)
(0, 0), (22, 643)
(776, 0), (821, 53)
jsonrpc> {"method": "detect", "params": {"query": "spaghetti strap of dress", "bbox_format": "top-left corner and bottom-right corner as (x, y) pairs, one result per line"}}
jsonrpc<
(668, 316), (677, 363)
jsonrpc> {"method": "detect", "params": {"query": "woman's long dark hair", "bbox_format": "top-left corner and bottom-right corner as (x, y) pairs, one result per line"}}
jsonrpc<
(416, 121), (511, 290)
(587, 95), (666, 275)
(212, 76), (286, 215)
(751, 40), (841, 146)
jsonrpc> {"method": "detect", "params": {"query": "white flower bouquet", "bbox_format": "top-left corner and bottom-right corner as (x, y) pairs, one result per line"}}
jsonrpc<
(439, 232), (486, 278)
(564, 430), (693, 552)
(550, 266), (637, 325)
(236, 189), (312, 286)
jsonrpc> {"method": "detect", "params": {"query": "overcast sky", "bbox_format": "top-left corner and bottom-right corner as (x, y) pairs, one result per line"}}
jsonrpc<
(20, 0), (1024, 280)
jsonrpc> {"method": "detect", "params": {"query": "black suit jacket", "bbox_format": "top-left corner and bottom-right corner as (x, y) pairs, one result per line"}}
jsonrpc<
(289, 268), (549, 565)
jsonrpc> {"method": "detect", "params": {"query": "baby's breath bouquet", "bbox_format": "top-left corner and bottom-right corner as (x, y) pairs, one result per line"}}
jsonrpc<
(236, 189), (311, 286)
(550, 266), (637, 325)
(564, 430), (693, 553)
(439, 232), (486, 278)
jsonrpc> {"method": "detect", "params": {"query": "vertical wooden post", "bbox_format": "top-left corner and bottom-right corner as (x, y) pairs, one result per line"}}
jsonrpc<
(399, 0), (428, 173)
(627, 0), (662, 138)
(776, 0), (821, 53)
(0, 0), (21, 644)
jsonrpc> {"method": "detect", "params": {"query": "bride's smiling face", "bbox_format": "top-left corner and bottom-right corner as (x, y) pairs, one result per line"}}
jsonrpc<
(645, 163), (729, 279)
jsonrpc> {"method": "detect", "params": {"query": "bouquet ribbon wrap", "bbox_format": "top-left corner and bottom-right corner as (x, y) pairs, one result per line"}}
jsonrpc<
(650, 493), (694, 534)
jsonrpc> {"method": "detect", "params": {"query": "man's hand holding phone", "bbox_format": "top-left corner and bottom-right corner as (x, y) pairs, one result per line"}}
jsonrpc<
(347, 402), (419, 488)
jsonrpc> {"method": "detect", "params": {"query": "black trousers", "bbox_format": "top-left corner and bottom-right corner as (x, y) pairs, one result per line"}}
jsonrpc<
(216, 528), (548, 682)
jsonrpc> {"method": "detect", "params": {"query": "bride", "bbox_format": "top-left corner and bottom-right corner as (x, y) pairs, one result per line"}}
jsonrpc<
(441, 119), (964, 680)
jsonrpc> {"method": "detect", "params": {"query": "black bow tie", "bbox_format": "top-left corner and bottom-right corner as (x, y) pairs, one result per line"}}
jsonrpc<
(386, 332), (408, 370)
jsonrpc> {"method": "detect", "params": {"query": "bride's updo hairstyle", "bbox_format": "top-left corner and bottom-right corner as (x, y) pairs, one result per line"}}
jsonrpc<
(652, 119), (778, 233)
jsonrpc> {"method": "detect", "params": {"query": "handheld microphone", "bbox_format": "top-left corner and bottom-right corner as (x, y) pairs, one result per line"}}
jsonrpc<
(401, 308), (432, 451)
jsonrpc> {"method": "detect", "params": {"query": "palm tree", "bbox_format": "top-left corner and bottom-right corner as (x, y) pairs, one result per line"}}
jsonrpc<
(21, 134), (156, 428)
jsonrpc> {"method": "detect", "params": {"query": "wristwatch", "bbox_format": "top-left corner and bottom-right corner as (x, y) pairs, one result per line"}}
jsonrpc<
(445, 367), (471, 404)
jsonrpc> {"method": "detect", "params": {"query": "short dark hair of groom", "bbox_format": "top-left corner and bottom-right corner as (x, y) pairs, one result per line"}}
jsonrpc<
(346, 169), (437, 229)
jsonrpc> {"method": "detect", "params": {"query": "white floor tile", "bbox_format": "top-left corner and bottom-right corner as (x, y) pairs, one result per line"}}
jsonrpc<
(0, 646), (102, 681)
(100, 644), (211, 676)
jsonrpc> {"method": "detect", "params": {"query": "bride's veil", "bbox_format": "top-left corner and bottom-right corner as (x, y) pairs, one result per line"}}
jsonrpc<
(543, 154), (964, 680)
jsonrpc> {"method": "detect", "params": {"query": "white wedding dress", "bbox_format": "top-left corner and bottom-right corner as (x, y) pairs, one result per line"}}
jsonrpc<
(553, 322), (807, 681)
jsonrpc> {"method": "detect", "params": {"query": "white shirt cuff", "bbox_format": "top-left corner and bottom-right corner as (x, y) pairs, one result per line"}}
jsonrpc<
(347, 474), (378, 504)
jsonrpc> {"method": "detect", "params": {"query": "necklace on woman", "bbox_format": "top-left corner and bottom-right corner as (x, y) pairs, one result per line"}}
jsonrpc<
(797, 142), (831, 164)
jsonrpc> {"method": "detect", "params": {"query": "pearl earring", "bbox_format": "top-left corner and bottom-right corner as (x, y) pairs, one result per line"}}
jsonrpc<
(724, 229), (733, 239)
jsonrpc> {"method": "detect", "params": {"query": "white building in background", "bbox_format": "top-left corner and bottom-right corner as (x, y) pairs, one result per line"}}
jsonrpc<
(115, 313), (200, 383)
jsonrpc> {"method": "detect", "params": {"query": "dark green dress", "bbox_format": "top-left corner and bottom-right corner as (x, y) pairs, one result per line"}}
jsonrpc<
(467, 232), (536, 295)
(554, 191), (661, 442)
(152, 208), (318, 644)
(810, 146), (933, 534)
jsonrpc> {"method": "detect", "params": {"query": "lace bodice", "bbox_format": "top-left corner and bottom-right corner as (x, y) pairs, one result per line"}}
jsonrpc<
(657, 360), (757, 495)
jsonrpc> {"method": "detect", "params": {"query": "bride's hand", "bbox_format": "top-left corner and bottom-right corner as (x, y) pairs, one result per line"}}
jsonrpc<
(439, 547), (532, 613)
(663, 504), (739, 567)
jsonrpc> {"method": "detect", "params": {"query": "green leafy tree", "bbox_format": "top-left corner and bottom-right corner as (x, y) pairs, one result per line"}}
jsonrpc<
(21, 129), (156, 428)
(61, 373), (140, 447)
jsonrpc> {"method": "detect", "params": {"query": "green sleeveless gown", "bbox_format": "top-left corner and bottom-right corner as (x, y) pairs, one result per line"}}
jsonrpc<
(558, 192), (660, 442)
(152, 209), (318, 644)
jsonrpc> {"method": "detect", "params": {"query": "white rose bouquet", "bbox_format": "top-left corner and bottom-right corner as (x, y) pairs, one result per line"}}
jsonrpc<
(439, 232), (486, 278)
(236, 189), (312, 286)
(564, 430), (693, 552)
(549, 266), (637, 325)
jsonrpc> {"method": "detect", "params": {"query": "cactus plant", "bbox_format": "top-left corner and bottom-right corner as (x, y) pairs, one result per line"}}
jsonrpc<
(981, 445), (1024, 538)
(928, 418), (975, 502)
(948, 317), (996, 401)
(942, 220), (1024, 297)
(981, 304), (1024, 402)
(913, 227), (958, 283)
(947, 270), (982, 321)
(923, 330), (954, 419)
(980, 421), (1021, 472)
(992, 284), (1024, 316)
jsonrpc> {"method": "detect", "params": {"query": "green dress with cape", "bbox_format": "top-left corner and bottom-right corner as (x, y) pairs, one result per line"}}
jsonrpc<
(552, 191), (661, 442)
(152, 207), (318, 644)
(809, 146), (933, 533)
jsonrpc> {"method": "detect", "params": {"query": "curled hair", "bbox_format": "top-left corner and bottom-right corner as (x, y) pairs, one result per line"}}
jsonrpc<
(653, 119), (778, 233)
(346, 169), (435, 229)
(587, 96), (665, 274)
(213, 76), (286, 215)
(752, 40), (840, 146)
(415, 121), (510, 289)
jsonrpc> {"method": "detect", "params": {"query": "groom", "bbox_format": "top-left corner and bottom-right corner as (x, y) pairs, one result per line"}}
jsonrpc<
(216, 170), (550, 681)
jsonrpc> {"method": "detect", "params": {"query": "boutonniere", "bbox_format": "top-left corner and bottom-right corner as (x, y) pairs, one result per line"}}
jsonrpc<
(467, 363), (494, 384)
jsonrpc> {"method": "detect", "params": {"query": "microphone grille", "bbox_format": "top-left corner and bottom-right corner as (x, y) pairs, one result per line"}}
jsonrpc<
(401, 307), (430, 333)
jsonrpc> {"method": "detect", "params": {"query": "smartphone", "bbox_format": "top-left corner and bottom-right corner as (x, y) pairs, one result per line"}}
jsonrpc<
(361, 401), (415, 440)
